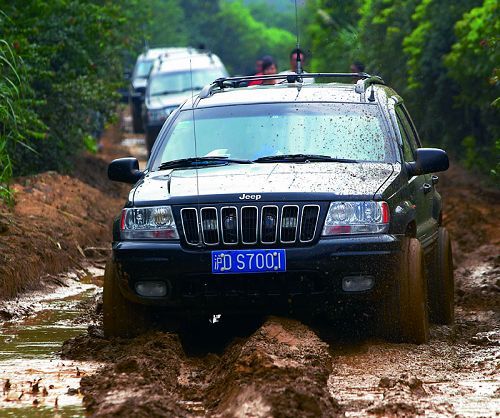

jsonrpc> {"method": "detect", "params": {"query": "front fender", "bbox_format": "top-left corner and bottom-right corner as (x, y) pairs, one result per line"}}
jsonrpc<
(390, 200), (417, 235)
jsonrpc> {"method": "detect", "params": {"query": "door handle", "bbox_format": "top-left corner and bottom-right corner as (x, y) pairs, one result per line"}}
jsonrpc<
(423, 183), (432, 194)
(431, 175), (439, 185)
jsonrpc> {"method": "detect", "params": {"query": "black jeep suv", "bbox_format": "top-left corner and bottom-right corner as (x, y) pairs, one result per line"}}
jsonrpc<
(106, 73), (453, 344)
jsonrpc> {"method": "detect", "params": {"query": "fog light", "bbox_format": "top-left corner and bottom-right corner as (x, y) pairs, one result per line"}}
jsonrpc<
(342, 276), (374, 292)
(135, 281), (167, 297)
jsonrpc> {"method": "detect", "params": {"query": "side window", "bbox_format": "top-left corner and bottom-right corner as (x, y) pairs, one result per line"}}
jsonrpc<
(396, 106), (421, 161)
(401, 105), (422, 148)
(395, 107), (415, 162)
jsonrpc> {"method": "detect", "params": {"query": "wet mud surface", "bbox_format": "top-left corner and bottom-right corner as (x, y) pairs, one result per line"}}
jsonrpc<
(59, 249), (499, 417)
(1, 113), (498, 416)
(0, 267), (104, 416)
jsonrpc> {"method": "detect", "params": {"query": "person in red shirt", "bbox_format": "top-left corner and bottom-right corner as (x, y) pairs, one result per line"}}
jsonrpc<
(248, 56), (277, 86)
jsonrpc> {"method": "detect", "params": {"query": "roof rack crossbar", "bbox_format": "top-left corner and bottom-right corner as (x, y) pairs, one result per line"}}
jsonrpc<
(199, 72), (384, 99)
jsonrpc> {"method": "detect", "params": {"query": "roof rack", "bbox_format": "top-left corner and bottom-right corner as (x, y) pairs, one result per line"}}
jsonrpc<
(199, 72), (384, 99)
(354, 75), (385, 94)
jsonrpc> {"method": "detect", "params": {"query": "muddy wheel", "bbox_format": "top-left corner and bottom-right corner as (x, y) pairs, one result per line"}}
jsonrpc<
(103, 260), (151, 338)
(382, 237), (430, 344)
(428, 227), (454, 324)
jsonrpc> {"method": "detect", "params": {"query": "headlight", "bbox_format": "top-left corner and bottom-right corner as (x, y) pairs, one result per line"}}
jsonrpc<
(147, 106), (176, 122)
(120, 206), (179, 240)
(322, 201), (389, 235)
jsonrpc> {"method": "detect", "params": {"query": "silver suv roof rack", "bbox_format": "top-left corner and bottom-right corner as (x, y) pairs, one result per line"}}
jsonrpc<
(199, 72), (385, 99)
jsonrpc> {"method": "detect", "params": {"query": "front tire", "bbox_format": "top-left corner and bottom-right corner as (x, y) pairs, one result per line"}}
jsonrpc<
(382, 237), (430, 344)
(428, 227), (454, 324)
(103, 260), (151, 338)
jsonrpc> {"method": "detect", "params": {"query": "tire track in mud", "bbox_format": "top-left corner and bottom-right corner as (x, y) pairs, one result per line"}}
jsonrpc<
(62, 317), (340, 417)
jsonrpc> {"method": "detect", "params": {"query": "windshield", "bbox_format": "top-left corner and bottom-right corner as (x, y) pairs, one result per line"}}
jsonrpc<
(134, 60), (153, 78)
(152, 103), (394, 168)
(148, 68), (227, 96)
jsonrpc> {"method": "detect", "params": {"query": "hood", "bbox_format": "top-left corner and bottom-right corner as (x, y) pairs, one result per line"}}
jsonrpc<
(132, 78), (147, 90)
(146, 90), (201, 110)
(132, 162), (395, 205)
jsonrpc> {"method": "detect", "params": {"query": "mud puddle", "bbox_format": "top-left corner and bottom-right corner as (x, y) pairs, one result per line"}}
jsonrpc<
(0, 268), (103, 416)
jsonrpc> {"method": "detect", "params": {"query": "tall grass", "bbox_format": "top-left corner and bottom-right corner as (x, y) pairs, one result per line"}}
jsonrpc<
(0, 39), (44, 205)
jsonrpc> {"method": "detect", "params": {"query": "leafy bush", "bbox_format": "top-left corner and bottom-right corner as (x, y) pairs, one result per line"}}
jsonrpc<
(306, 0), (499, 177)
(0, 1), (148, 184)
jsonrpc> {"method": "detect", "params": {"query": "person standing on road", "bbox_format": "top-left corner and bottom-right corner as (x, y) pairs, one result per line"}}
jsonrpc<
(250, 58), (263, 76)
(351, 61), (365, 83)
(280, 48), (314, 83)
(248, 55), (277, 86)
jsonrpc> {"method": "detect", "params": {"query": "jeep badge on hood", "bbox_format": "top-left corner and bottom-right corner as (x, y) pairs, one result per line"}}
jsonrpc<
(239, 194), (262, 200)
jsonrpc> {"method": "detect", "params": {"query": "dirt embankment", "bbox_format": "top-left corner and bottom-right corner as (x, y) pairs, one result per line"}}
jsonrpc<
(0, 124), (129, 299)
(439, 165), (499, 261)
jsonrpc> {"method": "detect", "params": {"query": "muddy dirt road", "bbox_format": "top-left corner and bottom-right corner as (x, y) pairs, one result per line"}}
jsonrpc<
(1, 115), (498, 417)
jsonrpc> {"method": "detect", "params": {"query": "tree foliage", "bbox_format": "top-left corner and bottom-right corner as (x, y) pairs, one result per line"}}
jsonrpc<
(146, 0), (188, 48)
(0, 0), (148, 179)
(307, 0), (499, 175)
(180, 0), (296, 75)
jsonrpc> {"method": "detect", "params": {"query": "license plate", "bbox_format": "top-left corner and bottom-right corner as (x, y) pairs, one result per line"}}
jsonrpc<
(212, 249), (286, 274)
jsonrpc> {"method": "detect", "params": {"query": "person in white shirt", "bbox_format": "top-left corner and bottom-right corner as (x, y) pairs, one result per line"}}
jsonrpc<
(279, 48), (314, 84)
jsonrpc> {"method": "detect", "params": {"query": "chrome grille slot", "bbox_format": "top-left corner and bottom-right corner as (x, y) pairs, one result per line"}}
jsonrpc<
(300, 205), (320, 242)
(180, 204), (320, 246)
(180, 208), (200, 244)
(261, 206), (278, 243)
(201, 207), (219, 245)
(221, 206), (238, 244)
(241, 206), (258, 244)
(280, 205), (299, 243)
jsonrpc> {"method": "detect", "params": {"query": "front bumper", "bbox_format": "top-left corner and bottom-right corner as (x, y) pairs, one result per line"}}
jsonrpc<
(112, 235), (403, 315)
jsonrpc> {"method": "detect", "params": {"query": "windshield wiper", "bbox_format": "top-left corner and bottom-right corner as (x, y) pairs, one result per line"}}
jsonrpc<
(158, 156), (253, 170)
(253, 154), (358, 163)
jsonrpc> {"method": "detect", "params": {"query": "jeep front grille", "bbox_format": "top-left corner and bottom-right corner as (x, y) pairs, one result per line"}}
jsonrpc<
(179, 204), (320, 246)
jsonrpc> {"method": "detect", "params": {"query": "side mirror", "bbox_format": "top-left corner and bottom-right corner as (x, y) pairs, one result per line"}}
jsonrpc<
(108, 157), (143, 184)
(123, 70), (132, 80)
(406, 148), (449, 177)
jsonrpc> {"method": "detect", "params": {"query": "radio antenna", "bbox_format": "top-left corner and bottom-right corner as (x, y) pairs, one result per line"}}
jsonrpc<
(189, 58), (203, 247)
(294, 0), (303, 75)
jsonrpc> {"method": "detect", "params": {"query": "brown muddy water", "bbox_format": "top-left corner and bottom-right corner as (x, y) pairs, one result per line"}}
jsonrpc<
(0, 269), (103, 417)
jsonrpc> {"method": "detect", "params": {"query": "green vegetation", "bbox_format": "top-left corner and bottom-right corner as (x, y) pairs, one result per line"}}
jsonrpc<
(0, 0), (150, 191)
(180, 0), (295, 74)
(0, 0), (298, 203)
(306, 0), (499, 176)
(0, 0), (498, 203)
